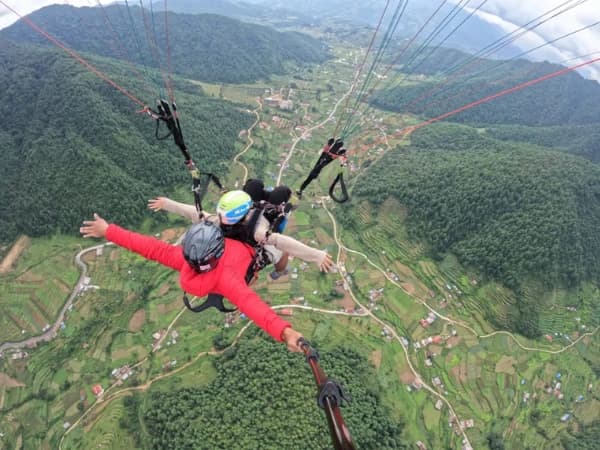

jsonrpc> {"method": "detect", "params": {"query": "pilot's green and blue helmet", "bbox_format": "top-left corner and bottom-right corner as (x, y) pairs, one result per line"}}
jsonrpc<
(216, 190), (253, 225)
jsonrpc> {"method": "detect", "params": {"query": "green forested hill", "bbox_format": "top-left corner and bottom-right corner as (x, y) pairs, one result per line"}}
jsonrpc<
(485, 124), (600, 164)
(127, 336), (404, 449)
(0, 43), (254, 242)
(0, 4), (329, 84)
(373, 58), (600, 127)
(354, 124), (600, 291)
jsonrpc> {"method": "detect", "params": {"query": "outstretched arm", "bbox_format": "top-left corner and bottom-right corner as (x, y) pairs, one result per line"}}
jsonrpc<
(80, 214), (185, 271)
(218, 278), (303, 350)
(266, 233), (333, 272)
(253, 218), (333, 271)
(148, 197), (203, 223)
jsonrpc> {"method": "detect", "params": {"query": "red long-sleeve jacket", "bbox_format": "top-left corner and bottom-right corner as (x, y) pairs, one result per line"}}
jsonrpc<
(105, 224), (291, 341)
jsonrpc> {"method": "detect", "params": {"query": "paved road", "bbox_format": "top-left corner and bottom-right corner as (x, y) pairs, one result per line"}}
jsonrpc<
(276, 82), (355, 185)
(0, 243), (108, 354)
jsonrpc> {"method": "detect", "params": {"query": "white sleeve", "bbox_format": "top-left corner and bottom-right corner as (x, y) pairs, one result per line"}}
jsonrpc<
(161, 198), (203, 223)
(253, 216), (326, 266)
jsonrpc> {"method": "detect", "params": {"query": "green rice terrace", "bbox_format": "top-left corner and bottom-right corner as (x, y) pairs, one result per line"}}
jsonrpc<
(0, 44), (598, 450)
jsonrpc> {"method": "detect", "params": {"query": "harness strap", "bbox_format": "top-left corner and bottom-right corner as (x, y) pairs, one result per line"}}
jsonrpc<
(329, 172), (350, 203)
(183, 293), (236, 313)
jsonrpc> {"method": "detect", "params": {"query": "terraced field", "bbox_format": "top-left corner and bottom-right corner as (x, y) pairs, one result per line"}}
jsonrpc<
(0, 236), (80, 343)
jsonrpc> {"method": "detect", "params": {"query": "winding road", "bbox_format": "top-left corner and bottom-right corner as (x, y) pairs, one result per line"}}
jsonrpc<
(276, 81), (355, 185)
(16, 75), (597, 450)
(233, 99), (263, 185)
(0, 243), (109, 354)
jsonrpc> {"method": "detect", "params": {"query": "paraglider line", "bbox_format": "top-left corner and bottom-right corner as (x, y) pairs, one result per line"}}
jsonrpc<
(0, 0), (146, 107)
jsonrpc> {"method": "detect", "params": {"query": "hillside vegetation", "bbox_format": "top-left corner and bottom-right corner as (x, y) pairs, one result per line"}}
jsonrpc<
(0, 43), (254, 243)
(123, 336), (405, 449)
(485, 123), (600, 164)
(354, 124), (600, 292)
(1, 4), (329, 84)
(373, 58), (600, 127)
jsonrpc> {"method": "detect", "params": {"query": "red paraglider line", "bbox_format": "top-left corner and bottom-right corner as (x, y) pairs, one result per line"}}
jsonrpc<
(0, 0), (147, 108)
(379, 56), (600, 144)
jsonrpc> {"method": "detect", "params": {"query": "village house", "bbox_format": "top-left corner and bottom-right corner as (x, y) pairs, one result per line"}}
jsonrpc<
(459, 419), (474, 429)
(264, 96), (282, 107)
(10, 351), (28, 360)
(92, 384), (104, 397)
(420, 335), (443, 347)
(111, 365), (133, 381)
(420, 312), (437, 328)
(411, 379), (423, 391)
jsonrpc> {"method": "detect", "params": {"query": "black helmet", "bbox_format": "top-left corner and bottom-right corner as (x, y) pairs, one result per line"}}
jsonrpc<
(182, 221), (225, 273)
(267, 186), (292, 205)
(243, 178), (266, 202)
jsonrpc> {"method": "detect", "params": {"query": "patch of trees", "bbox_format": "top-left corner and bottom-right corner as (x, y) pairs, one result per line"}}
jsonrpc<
(561, 421), (600, 450)
(485, 124), (600, 164)
(355, 128), (600, 289)
(486, 432), (505, 450)
(353, 126), (600, 335)
(127, 335), (405, 449)
(0, 43), (255, 243)
(1, 4), (329, 84)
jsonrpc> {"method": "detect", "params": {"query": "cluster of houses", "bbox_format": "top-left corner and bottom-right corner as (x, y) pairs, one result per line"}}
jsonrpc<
(414, 335), (443, 350)
(368, 287), (384, 302)
(448, 414), (475, 436)
(111, 365), (134, 382)
(264, 96), (294, 111)
(1, 350), (28, 360)
(224, 312), (239, 329)
(420, 312), (438, 328)
(293, 125), (312, 139)
(152, 329), (179, 351)
(78, 275), (99, 293)
(381, 327), (393, 340)
(162, 360), (177, 372)
(418, 439), (473, 450)
(386, 269), (400, 282)
(545, 372), (565, 400)
(271, 115), (290, 129)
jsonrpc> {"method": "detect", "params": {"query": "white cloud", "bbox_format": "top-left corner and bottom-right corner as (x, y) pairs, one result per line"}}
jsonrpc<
(2, 1), (599, 79)
(454, 0), (600, 80)
(0, 1), (97, 29)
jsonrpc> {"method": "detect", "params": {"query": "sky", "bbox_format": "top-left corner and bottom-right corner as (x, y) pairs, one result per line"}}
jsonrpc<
(0, 1), (94, 29)
(1, 0), (599, 79)
(454, 0), (600, 80)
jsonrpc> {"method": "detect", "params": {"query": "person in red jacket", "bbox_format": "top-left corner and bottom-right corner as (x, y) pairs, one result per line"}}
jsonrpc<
(79, 213), (304, 352)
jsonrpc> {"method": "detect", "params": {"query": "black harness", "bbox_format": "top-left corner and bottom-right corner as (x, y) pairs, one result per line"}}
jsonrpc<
(184, 200), (293, 314)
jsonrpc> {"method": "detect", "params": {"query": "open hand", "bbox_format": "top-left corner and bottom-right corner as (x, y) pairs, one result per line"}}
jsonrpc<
(148, 197), (167, 212)
(319, 253), (334, 273)
(80, 213), (109, 238)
